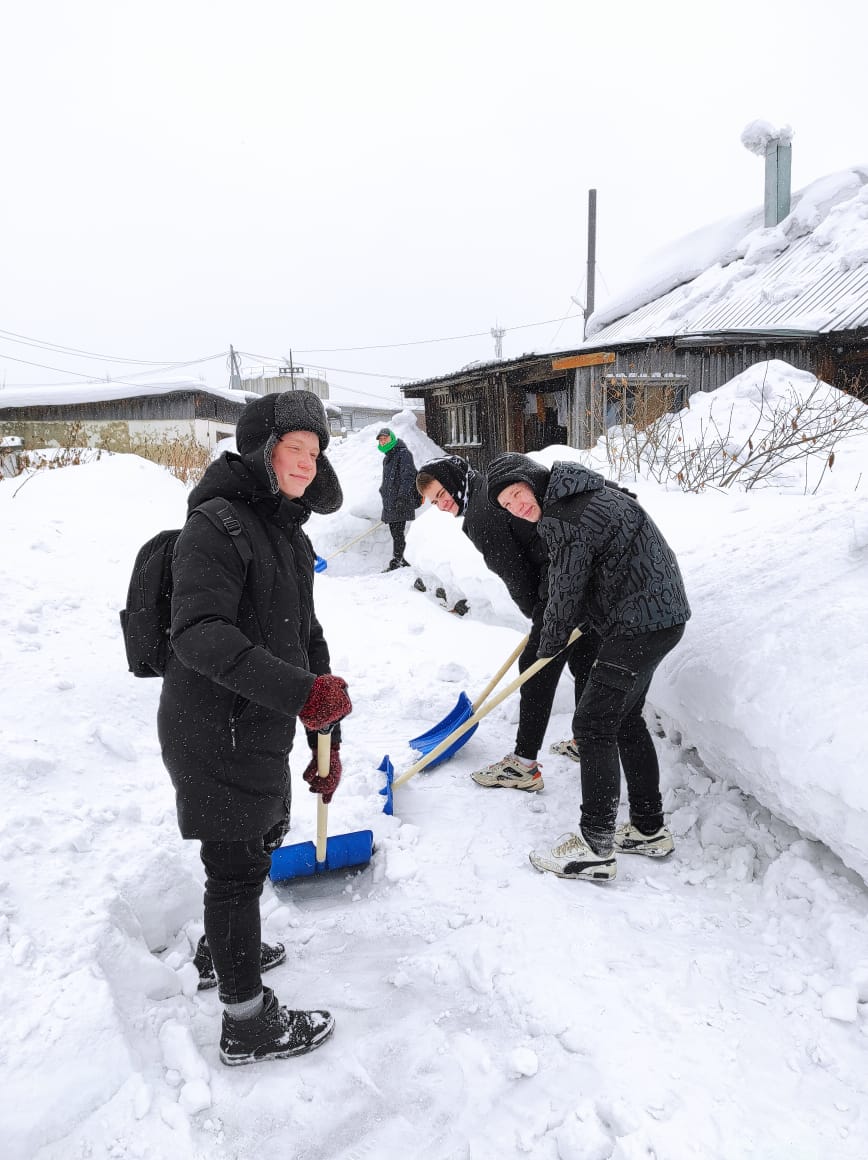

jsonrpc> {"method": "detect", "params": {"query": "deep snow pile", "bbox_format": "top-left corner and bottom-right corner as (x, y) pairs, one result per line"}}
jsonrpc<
(2, 363), (868, 1159)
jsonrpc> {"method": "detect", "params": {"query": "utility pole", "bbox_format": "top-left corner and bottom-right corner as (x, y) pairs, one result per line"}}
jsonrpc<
(490, 324), (505, 361)
(584, 188), (597, 340)
(229, 345), (243, 391)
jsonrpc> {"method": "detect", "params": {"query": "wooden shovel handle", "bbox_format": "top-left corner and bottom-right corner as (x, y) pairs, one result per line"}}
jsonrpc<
(326, 521), (384, 562)
(315, 731), (331, 863)
(393, 627), (582, 790)
(471, 633), (530, 712)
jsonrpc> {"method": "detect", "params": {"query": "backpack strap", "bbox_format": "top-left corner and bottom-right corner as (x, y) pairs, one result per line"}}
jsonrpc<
(192, 499), (253, 569)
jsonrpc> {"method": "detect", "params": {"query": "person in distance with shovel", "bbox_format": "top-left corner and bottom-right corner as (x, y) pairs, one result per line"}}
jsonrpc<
(416, 454), (601, 793)
(487, 452), (690, 883)
(158, 390), (353, 1065)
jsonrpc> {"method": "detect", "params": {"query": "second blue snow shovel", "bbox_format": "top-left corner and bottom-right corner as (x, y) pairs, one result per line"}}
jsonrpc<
(406, 633), (530, 769)
(270, 732), (374, 881)
(379, 629), (583, 805)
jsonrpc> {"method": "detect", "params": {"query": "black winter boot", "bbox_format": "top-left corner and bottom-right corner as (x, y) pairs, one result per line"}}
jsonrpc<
(194, 935), (287, 991)
(219, 987), (335, 1066)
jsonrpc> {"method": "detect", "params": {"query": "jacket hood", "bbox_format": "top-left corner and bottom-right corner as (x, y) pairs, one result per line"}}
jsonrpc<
(544, 461), (606, 504)
(485, 453), (551, 507)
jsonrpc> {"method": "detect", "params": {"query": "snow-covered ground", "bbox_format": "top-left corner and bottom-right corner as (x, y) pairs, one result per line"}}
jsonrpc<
(2, 363), (868, 1159)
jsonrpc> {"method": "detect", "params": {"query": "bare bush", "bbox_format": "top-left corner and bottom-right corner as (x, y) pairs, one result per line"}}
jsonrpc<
(604, 370), (867, 493)
(129, 434), (211, 485)
(7, 426), (212, 491)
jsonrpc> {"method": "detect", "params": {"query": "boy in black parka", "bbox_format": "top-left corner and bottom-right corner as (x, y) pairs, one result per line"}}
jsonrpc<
(377, 427), (419, 570)
(416, 455), (601, 791)
(488, 453), (690, 883)
(158, 390), (352, 1065)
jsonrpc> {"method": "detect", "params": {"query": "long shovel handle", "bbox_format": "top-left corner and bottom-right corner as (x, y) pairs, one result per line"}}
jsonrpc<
(315, 731), (331, 863)
(393, 628), (581, 790)
(471, 633), (529, 712)
(325, 521), (384, 564)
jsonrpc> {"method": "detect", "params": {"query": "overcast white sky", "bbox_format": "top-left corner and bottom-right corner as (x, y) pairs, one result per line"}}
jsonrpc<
(2, 0), (866, 407)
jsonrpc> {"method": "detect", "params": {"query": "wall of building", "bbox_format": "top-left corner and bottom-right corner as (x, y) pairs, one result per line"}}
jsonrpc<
(0, 417), (235, 455)
(570, 339), (822, 447)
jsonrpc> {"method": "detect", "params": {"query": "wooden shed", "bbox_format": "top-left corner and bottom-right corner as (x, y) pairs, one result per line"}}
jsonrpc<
(401, 165), (868, 462)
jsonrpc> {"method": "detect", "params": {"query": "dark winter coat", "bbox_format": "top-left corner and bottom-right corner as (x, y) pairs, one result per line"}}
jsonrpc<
(461, 468), (547, 619)
(489, 457), (690, 656)
(379, 439), (420, 523)
(157, 453), (332, 841)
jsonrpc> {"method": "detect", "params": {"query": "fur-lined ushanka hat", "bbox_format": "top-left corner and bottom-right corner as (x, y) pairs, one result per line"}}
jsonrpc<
(235, 391), (342, 514)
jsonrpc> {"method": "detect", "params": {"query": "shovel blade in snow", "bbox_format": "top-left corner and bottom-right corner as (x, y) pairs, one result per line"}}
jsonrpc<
(378, 755), (395, 815)
(269, 829), (374, 882)
(408, 691), (478, 770)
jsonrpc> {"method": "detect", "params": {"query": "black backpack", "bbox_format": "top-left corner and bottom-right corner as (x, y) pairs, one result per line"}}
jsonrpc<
(119, 499), (252, 678)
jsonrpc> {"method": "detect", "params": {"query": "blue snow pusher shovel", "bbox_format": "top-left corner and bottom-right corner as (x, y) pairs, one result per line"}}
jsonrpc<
(314, 521), (384, 573)
(406, 633), (530, 769)
(270, 732), (374, 881)
(381, 629), (582, 802)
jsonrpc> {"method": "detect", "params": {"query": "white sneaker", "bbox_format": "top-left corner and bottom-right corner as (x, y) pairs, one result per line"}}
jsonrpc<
(549, 738), (580, 763)
(613, 822), (674, 858)
(529, 833), (616, 881)
(471, 754), (544, 792)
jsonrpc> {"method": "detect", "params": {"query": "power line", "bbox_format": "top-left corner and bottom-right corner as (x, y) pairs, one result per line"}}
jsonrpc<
(292, 314), (582, 355)
(236, 350), (413, 382)
(0, 348), (229, 388)
(0, 326), (188, 365)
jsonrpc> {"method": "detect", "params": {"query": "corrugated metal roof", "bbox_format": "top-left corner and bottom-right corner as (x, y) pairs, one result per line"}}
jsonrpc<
(588, 232), (868, 346)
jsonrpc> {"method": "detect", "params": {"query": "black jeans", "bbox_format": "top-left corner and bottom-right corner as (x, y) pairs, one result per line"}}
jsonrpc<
(572, 624), (685, 853)
(388, 521), (407, 561)
(514, 616), (601, 761)
(199, 819), (287, 1004)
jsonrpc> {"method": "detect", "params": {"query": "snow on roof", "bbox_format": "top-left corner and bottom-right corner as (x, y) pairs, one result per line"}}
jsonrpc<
(585, 166), (868, 344)
(0, 378), (259, 410)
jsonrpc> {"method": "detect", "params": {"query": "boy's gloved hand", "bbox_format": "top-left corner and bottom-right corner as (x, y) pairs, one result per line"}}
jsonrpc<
(298, 674), (352, 731)
(301, 736), (342, 804)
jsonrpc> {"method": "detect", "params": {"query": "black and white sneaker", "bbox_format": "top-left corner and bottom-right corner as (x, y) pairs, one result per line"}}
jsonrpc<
(194, 936), (286, 991)
(471, 754), (544, 792)
(613, 823), (675, 858)
(529, 832), (616, 881)
(219, 987), (334, 1066)
(549, 738), (580, 763)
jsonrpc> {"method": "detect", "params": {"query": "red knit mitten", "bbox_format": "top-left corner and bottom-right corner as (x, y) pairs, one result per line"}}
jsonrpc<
(298, 675), (352, 731)
(301, 740), (343, 804)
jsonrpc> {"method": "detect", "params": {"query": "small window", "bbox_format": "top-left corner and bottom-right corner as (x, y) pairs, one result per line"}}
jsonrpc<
(604, 376), (688, 428)
(445, 401), (480, 447)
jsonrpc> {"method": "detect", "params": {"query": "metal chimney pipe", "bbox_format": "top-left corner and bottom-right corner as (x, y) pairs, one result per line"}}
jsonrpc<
(764, 140), (792, 227)
(584, 188), (597, 339)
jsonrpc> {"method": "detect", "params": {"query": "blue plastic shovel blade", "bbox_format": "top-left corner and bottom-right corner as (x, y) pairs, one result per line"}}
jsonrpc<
(408, 691), (477, 769)
(314, 555), (327, 573)
(378, 755), (395, 815)
(269, 829), (374, 882)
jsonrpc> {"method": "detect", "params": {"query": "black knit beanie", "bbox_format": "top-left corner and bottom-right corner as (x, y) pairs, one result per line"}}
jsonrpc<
(235, 391), (343, 514)
(417, 455), (471, 515)
(485, 452), (550, 508)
